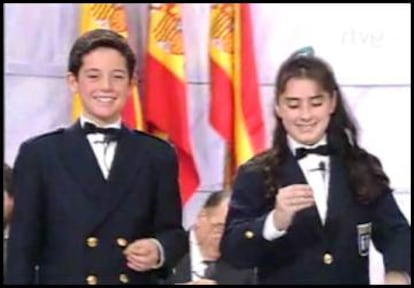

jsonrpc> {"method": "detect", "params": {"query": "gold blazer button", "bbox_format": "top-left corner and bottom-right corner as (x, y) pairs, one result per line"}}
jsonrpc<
(116, 237), (128, 247)
(244, 230), (254, 239)
(119, 273), (129, 284)
(86, 237), (98, 248)
(86, 274), (98, 285)
(323, 253), (333, 265)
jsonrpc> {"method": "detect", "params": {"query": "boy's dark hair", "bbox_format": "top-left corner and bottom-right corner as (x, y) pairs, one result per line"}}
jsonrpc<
(4, 163), (13, 197)
(68, 28), (136, 79)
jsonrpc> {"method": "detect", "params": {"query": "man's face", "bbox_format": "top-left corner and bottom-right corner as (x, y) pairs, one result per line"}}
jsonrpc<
(196, 199), (229, 258)
(276, 78), (337, 145)
(67, 47), (132, 125)
(4, 190), (13, 226)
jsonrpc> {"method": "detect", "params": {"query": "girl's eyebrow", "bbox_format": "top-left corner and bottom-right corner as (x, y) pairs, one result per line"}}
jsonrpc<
(284, 94), (324, 101)
(310, 94), (324, 100)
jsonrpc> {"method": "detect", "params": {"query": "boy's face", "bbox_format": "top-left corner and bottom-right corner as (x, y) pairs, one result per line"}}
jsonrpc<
(276, 78), (337, 145)
(67, 47), (132, 125)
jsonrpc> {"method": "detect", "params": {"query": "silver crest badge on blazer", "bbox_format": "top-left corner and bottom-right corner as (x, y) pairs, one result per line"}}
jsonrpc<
(357, 222), (372, 256)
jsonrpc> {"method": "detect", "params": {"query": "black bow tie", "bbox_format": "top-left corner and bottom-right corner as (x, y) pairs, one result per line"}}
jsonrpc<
(83, 122), (121, 141)
(295, 145), (330, 160)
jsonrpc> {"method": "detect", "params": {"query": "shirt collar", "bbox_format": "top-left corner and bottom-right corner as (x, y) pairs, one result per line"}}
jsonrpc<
(4, 225), (9, 239)
(287, 134), (328, 157)
(80, 115), (122, 129)
(189, 229), (205, 267)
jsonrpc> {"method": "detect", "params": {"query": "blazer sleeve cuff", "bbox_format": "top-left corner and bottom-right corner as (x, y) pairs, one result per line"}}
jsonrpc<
(263, 210), (286, 241)
(150, 238), (165, 269)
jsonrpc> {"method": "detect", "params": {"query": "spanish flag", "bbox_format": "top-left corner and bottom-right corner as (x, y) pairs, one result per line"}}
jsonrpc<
(72, 4), (144, 130)
(144, 4), (199, 204)
(209, 4), (266, 183)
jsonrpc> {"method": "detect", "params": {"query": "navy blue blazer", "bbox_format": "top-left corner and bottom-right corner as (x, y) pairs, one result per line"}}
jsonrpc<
(220, 150), (411, 284)
(164, 253), (256, 285)
(6, 121), (187, 284)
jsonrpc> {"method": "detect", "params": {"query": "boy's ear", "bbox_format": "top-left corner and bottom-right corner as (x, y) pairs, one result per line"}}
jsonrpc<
(130, 73), (138, 86)
(66, 72), (78, 93)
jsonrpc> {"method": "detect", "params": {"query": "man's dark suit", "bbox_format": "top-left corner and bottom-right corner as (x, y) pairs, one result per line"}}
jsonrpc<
(221, 151), (411, 284)
(164, 253), (256, 284)
(6, 121), (187, 284)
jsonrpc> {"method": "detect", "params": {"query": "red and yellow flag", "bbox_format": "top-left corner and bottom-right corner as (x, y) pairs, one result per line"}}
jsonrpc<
(209, 4), (266, 182)
(144, 4), (199, 204)
(72, 4), (144, 130)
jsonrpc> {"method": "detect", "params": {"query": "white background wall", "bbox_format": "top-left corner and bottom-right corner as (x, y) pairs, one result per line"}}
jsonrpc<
(4, 4), (410, 284)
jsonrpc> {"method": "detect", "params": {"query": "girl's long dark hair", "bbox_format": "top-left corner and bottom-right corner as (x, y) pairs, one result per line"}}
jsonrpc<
(251, 55), (390, 204)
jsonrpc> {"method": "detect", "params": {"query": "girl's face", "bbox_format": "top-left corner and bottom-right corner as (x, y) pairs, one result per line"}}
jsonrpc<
(276, 77), (337, 145)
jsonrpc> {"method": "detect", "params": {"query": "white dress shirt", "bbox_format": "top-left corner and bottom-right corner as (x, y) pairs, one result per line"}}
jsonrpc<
(263, 135), (330, 241)
(80, 116), (121, 179)
(189, 229), (210, 281)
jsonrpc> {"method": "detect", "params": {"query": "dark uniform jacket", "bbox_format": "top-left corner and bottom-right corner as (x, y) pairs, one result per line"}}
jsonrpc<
(220, 150), (411, 284)
(164, 253), (256, 285)
(6, 121), (187, 284)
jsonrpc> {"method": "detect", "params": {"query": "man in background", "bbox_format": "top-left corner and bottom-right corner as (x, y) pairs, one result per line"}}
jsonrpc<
(4, 163), (14, 277)
(165, 190), (256, 285)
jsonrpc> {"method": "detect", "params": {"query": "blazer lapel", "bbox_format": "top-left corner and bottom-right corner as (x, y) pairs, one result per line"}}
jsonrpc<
(325, 155), (350, 235)
(169, 254), (192, 284)
(94, 126), (146, 226)
(61, 121), (105, 196)
(280, 152), (307, 187)
(59, 121), (106, 230)
(281, 152), (323, 231)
